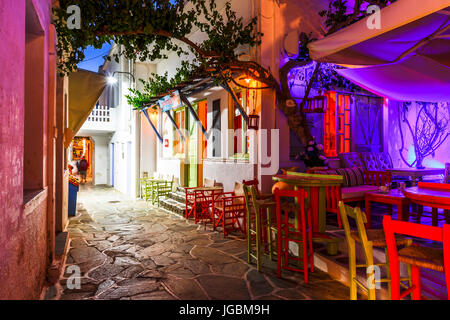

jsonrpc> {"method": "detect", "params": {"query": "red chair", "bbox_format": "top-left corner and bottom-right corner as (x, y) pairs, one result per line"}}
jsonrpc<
(243, 179), (273, 200)
(383, 215), (450, 300)
(212, 183), (246, 237)
(184, 178), (217, 220)
(274, 187), (314, 284)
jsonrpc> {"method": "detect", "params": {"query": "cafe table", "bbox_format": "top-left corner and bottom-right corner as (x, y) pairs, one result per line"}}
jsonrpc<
(364, 188), (411, 228)
(402, 183), (450, 210)
(386, 168), (445, 186)
(272, 172), (343, 233)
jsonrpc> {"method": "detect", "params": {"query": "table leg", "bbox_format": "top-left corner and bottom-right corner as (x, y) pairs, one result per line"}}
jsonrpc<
(398, 201), (410, 222)
(318, 187), (327, 233)
(365, 197), (372, 229)
(310, 187), (320, 233)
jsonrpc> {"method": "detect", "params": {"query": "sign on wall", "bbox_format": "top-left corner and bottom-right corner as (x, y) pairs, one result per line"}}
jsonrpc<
(159, 90), (182, 112)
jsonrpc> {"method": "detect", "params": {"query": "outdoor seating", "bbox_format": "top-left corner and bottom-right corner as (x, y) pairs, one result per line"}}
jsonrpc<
(338, 202), (412, 300)
(274, 187), (314, 283)
(311, 168), (391, 226)
(212, 182), (247, 237)
(184, 178), (217, 220)
(244, 184), (277, 271)
(150, 174), (174, 206)
(383, 215), (450, 300)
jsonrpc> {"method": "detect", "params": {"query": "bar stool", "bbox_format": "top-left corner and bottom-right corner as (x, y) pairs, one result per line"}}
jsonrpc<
(244, 185), (277, 271)
(383, 215), (450, 300)
(338, 202), (412, 300)
(274, 187), (314, 283)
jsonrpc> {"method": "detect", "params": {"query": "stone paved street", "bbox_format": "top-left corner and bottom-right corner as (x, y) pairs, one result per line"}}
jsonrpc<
(56, 185), (349, 300)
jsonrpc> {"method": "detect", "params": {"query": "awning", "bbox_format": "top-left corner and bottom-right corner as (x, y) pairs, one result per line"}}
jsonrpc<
(336, 55), (450, 102)
(308, 0), (450, 66)
(68, 69), (107, 141)
(307, 0), (450, 102)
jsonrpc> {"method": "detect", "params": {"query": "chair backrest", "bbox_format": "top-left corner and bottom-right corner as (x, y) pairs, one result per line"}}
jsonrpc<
(338, 201), (373, 264)
(243, 179), (260, 196)
(242, 184), (253, 217)
(445, 163), (450, 184)
(204, 178), (216, 187)
(383, 215), (450, 300)
(273, 187), (311, 232)
(234, 181), (245, 197)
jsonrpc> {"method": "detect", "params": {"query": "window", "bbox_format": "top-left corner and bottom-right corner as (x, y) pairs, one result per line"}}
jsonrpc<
(173, 108), (185, 155)
(229, 90), (248, 156)
(212, 99), (221, 157)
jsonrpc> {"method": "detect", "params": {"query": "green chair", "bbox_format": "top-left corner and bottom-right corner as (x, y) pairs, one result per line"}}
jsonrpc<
(338, 201), (412, 300)
(244, 185), (277, 272)
(151, 175), (174, 206)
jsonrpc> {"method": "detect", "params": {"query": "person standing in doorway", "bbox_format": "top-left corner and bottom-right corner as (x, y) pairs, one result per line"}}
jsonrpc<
(78, 156), (89, 184)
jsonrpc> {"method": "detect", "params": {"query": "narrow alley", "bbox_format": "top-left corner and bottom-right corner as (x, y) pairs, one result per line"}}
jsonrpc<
(55, 186), (349, 300)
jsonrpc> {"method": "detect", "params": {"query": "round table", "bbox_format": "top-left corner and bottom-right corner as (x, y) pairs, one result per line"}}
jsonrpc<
(272, 172), (343, 233)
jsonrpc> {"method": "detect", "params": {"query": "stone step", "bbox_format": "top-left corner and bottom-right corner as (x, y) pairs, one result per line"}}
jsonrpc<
(166, 191), (186, 204)
(160, 198), (185, 217)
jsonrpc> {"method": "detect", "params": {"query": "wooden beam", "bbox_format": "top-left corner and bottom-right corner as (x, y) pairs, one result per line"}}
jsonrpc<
(221, 80), (249, 124)
(142, 109), (163, 144)
(179, 92), (208, 138)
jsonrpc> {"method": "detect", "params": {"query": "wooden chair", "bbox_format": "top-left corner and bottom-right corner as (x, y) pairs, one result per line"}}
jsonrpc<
(243, 179), (273, 200)
(274, 187), (314, 283)
(184, 178), (217, 220)
(244, 185), (277, 271)
(212, 182), (246, 237)
(151, 174), (174, 206)
(383, 215), (450, 300)
(338, 202), (412, 300)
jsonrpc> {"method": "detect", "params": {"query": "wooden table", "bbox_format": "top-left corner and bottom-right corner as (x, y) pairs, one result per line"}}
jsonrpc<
(403, 184), (450, 210)
(386, 168), (445, 186)
(364, 189), (411, 228)
(272, 172), (343, 233)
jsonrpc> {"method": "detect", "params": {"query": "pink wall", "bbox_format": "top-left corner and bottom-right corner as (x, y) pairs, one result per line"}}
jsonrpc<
(0, 0), (54, 299)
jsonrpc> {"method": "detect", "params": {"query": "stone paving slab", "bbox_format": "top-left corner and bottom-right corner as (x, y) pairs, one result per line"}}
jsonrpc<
(55, 185), (349, 300)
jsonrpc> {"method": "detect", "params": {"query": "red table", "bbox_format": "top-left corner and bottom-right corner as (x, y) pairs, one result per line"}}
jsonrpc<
(364, 189), (411, 228)
(272, 173), (343, 233)
(403, 183), (450, 210)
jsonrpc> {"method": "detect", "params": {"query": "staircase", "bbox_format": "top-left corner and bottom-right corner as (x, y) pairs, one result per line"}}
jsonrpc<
(159, 186), (186, 217)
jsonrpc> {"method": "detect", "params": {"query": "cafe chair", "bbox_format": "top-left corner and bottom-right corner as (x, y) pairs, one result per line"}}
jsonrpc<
(243, 179), (274, 201)
(274, 187), (314, 284)
(212, 182), (246, 237)
(184, 178), (216, 220)
(244, 185), (277, 272)
(383, 215), (450, 300)
(338, 202), (412, 300)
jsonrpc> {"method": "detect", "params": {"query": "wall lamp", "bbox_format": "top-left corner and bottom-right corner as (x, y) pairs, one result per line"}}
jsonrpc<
(107, 71), (136, 85)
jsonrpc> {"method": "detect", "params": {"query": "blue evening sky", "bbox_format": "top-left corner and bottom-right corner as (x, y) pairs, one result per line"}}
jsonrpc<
(77, 43), (112, 72)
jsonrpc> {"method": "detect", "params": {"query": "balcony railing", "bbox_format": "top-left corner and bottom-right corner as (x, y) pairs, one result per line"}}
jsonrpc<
(80, 105), (116, 133)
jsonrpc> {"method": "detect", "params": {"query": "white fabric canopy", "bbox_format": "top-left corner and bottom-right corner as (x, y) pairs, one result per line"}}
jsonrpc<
(337, 55), (450, 102)
(308, 0), (450, 66)
(307, 0), (450, 101)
